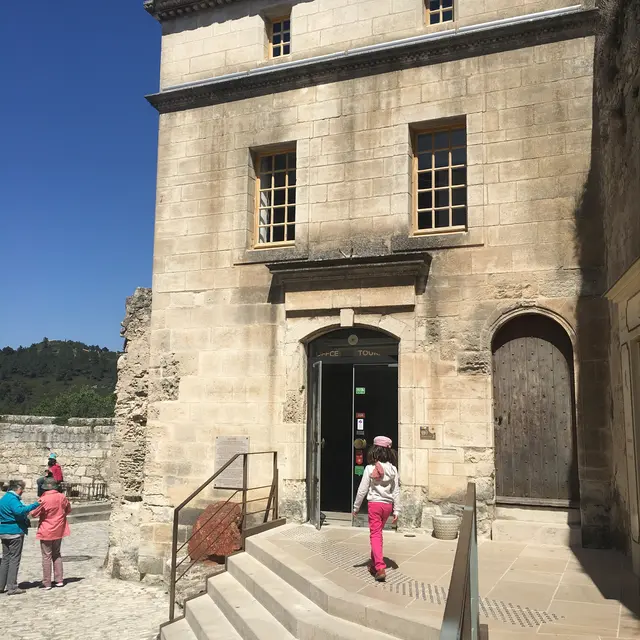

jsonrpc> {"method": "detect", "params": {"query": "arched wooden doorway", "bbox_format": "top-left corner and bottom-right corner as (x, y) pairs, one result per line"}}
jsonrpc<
(492, 314), (579, 506)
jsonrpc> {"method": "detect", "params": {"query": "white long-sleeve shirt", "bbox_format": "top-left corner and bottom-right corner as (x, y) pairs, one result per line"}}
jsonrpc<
(353, 462), (400, 516)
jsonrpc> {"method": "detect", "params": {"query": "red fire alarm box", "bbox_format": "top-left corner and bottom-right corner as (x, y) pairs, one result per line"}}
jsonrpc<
(355, 450), (364, 465)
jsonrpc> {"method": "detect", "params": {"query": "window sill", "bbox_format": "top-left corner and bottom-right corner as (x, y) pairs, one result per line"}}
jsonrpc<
(234, 244), (308, 266)
(391, 227), (484, 252)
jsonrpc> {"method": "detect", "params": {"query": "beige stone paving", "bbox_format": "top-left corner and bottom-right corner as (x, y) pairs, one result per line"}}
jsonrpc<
(3, 521), (167, 640)
(269, 525), (640, 639)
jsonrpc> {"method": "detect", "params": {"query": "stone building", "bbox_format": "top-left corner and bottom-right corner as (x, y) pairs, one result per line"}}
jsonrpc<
(109, 0), (609, 579)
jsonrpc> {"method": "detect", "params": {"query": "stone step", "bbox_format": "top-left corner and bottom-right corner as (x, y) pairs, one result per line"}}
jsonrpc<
(69, 501), (111, 515)
(492, 519), (582, 546)
(227, 552), (399, 640)
(494, 505), (580, 525)
(67, 509), (111, 524)
(160, 618), (197, 640)
(208, 571), (296, 640)
(245, 527), (441, 640)
(184, 594), (241, 640)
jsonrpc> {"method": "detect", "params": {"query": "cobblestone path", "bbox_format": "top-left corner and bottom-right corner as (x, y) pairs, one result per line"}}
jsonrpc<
(5, 521), (167, 640)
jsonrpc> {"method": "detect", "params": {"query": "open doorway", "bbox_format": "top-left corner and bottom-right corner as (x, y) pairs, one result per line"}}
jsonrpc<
(307, 328), (399, 528)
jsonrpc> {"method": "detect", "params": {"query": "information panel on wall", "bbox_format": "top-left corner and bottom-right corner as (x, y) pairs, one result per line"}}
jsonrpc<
(214, 436), (249, 489)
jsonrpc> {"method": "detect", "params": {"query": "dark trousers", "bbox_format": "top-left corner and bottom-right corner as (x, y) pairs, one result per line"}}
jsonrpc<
(0, 536), (25, 592)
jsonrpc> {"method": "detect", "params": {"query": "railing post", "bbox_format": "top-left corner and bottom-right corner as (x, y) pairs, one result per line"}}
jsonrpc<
(241, 454), (248, 542)
(273, 451), (279, 520)
(169, 507), (180, 622)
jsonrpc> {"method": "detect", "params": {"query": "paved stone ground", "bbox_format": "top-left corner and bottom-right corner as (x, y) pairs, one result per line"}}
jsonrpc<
(4, 521), (167, 640)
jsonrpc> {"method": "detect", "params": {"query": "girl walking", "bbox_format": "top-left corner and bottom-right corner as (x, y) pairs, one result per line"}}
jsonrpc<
(352, 436), (400, 582)
(30, 477), (71, 590)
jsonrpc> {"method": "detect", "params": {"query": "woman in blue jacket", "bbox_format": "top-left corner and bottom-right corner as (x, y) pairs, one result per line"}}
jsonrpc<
(0, 479), (39, 595)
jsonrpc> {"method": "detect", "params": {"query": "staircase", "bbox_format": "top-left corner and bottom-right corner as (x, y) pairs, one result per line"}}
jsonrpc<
(160, 526), (442, 640)
(491, 504), (581, 546)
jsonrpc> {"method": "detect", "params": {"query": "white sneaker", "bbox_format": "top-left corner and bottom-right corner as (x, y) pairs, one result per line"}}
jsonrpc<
(42, 586), (52, 591)
(55, 582), (64, 587)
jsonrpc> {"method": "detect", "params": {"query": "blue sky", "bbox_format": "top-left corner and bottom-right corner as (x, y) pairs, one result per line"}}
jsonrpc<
(0, 1), (160, 352)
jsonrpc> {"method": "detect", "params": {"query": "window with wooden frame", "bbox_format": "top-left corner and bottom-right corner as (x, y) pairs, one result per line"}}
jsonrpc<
(268, 16), (291, 58)
(255, 149), (296, 246)
(412, 124), (467, 234)
(426, 0), (454, 25)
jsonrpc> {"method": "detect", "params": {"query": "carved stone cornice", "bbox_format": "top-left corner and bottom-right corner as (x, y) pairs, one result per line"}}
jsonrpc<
(146, 8), (597, 113)
(144, 0), (242, 21)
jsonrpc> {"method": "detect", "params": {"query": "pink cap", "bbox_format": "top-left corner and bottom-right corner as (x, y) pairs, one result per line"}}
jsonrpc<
(373, 436), (392, 448)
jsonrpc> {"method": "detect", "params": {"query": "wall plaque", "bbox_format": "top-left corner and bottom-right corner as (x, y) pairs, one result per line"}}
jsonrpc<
(214, 436), (249, 489)
(420, 426), (436, 440)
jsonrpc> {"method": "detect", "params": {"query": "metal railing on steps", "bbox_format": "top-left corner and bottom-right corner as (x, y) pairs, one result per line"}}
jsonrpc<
(440, 482), (489, 639)
(168, 451), (285, 621)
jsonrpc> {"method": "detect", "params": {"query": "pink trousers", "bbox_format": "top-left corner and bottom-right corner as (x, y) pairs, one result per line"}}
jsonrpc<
(40, 539), (63, 587)
(368, 502), (393, 571)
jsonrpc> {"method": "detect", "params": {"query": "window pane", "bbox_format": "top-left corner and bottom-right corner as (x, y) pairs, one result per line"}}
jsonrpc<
(435, 169), (449, 188)
(273, 225), (285, 242)
(443, 10), (453, 21)
(259, 208), (270, 225)
(260, 191), (271, 207)
(418, 211), (433, 229)
(418, 171), (432, 190)
(435, 190), (449, 207)
(288, 170), (296, 186)
(434, 131), (449, 149)
(274, 153), (287, 170)
(284, 20), (290, 30)
(259, 226), (270, 243)
(417, 134), (432, 152)
(418, 153), (432, 170)
(287, 224), (296, 241)
(429, 0), (440, 10)
(452, 188), (467, 206)
(283, 31), (291, 43)
(288, 152), (296, 166)
(435, 209), (450, 228)
(274, 172), (286, 188)
(452, 207), (467, 227)
(452, 167), (466, 186)
(260, 156), (273, 172)
(274, 189), (286, 205)
(288, 187), (296, 204)
(283, 44), (290, 55)
(435, 150), (449, 168)
(287, 205), (296, 222)
(274, 207), (286, 224)
(273, 33), (282, 45)
(452, 148), (466, 166)
(273, 46), (282, 58)
(418, 191), (432, 210)
(443, 0), (453, 7)
(273, 22), (282, 33)
(430, 13), (440, 24)
(451, 128), (466, 147)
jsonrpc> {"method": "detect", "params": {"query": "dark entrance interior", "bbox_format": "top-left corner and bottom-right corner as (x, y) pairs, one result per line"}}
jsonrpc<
(308, 329), (399, 525)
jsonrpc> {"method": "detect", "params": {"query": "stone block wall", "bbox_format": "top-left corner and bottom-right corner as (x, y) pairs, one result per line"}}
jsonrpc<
(159, 0), (590, 88)
(0, 415), (114, 493)
(133, 26), (611, 579)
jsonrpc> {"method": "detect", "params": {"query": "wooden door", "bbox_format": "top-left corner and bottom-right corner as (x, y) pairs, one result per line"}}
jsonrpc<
(492, 315), (579, 505)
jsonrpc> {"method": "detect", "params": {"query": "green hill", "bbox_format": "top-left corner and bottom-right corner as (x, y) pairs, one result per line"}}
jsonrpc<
(0, 339), (119, 417)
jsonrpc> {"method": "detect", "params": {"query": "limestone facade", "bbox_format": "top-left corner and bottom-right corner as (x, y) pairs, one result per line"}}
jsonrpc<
(597, 0), (640, 574)
(127, 0), (608, 577)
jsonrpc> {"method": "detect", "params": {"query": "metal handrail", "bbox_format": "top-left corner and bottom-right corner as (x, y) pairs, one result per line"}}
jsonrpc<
(168, 451), (282, 621)
(440, 482), (489, 640)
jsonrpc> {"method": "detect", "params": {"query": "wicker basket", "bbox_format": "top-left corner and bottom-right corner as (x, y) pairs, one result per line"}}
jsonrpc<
(432, 514), (461, 540)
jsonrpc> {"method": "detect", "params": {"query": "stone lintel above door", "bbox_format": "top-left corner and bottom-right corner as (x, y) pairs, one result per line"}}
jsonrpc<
(266, 254), (430, 316)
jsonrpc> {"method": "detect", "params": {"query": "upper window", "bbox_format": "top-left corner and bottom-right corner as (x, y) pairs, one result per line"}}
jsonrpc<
(413, 124), (467, 234)
(426, 0), (454, 25)
(269, 16), (291, 58)
(255, 149), (296, 246)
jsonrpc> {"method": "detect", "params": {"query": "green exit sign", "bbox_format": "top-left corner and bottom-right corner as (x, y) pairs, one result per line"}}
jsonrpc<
(355, 387), (366, 395)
